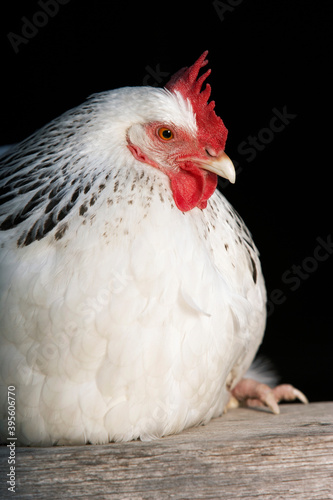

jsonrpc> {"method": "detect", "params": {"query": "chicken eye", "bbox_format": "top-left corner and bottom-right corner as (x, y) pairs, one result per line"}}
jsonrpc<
(158, 127), (174, 141)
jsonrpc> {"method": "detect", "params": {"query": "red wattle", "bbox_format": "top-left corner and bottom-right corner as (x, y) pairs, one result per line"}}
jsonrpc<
(168, 163), (217, 212)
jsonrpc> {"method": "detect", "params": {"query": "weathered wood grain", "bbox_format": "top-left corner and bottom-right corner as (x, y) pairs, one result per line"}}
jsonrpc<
(1, 402), (332, 499)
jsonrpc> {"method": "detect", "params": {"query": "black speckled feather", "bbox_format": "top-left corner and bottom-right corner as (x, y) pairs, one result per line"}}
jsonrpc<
(0, 100), (108, 247)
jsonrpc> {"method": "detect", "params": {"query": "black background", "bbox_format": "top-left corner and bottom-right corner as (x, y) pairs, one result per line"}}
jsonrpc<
(1, 1), (332, 402)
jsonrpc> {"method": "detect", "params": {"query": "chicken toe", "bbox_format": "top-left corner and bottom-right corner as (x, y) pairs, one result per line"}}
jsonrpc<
(231, 378), (308, 414)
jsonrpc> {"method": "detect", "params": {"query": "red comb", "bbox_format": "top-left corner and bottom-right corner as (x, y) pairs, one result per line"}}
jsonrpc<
(165, 51), (228, 152)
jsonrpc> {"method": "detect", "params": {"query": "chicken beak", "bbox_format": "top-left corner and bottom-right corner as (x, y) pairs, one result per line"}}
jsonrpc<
(199, 152), (236, 184)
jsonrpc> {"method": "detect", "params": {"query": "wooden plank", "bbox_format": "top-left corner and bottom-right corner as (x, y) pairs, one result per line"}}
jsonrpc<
(1, 402), (332, 499)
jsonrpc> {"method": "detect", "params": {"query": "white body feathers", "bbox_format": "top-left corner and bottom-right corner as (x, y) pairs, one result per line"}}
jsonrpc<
(0, 87), (266, 445)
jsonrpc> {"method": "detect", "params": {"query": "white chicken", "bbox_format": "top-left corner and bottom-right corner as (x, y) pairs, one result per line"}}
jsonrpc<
(0, 52), (306, 445)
